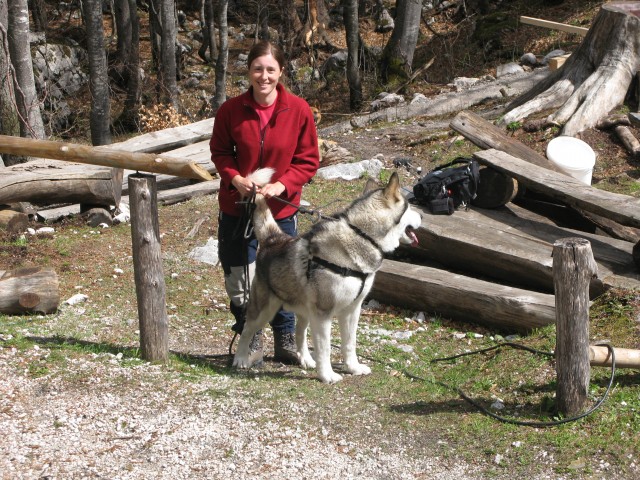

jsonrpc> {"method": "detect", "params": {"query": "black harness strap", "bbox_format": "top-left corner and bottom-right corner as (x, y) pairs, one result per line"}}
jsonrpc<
(308, 256), (370, 297)
(346, 222), (383, 252)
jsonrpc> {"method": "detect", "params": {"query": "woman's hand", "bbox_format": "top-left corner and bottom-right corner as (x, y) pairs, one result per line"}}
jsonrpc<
(258, 181), (286, 198)
(231, 175), (258, 197)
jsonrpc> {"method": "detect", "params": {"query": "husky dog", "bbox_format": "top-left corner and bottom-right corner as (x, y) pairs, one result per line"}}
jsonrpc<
(233, 168), (422, 383)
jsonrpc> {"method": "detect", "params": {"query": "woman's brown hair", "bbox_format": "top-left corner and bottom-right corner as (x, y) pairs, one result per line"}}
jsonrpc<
(247, 40), (286, 71)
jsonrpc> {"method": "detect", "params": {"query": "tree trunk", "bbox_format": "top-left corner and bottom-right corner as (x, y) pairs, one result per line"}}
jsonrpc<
(553, 238), (596, 416)
(343, 0), (362, 111)
(380, 0), (421, 83)
(27, 0), (47, 32)
(129, 174), (169, 363)
(114, 0), (132, 69)
(211, 0), (228, 113)
(114, 0), (142, 132)
(197, 0), (216, 64)
(83, 0), (112, 146)
(501, 2), (640, 136)
(159, 0), (179, 110)
(148, 0), (161, 96)
(0, 0), (21, 165)
(0, 267), (59, 314)
(8, 0), (45, 140)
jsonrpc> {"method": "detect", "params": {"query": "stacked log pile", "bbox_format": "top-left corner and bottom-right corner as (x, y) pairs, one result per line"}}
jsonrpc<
(1, 108), (639, 331)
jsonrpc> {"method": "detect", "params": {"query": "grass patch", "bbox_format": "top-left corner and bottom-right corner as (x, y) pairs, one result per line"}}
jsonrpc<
(1, 169), (639, 478)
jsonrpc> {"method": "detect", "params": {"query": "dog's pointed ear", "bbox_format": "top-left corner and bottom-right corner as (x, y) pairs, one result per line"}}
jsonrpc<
(383, 172), (401, 200)
(363, 178), (379, 194)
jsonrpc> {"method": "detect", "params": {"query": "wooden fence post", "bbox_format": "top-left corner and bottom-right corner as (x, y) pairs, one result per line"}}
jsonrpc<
(129, 173), (169, 363)
(553, 237), (598, 416)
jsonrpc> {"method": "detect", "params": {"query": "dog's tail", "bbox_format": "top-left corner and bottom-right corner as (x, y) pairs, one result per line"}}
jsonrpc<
(246, 168), (283, 242)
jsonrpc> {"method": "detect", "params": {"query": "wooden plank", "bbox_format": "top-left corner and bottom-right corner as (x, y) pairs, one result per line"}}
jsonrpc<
(371, 259), (556, 333)
(0, 135), (213, 181)
(520, 16), (589, 36)
(156, 180), (220, 206)
(108, 117), (214, 154)
(408, 202), (640, 296)
(474, 149), (640, 229)
(450, 110), (640, 242)
(549, 54), (570, 71)
(121, 140), (216, 193)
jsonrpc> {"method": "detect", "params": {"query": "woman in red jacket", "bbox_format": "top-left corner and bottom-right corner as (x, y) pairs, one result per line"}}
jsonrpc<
(210, 40), (320, 365)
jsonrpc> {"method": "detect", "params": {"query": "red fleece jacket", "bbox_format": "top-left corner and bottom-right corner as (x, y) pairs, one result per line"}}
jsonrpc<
(210, 84), (320, 219)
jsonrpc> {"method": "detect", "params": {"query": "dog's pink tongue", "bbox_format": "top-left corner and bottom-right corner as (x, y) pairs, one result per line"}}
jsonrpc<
(408, 230), (418, 247)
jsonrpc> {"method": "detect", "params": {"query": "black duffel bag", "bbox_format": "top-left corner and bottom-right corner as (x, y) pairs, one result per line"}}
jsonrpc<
(411, 157), (480, 215)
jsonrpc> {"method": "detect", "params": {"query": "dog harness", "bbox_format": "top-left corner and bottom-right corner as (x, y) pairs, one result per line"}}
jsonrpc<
(306, 220), (383, 297)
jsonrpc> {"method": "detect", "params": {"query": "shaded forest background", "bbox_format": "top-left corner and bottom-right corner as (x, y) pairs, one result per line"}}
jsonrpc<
(0, 0), (598, 150)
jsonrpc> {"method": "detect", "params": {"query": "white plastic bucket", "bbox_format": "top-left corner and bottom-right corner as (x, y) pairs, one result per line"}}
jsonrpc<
(546, 136), (596, 185)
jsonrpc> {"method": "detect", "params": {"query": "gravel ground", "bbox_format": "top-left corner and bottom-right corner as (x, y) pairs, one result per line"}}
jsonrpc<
(1, 344), (486, 480)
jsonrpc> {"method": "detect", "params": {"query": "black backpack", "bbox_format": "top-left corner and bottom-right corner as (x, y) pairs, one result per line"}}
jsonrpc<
(411, 158), (480, 215)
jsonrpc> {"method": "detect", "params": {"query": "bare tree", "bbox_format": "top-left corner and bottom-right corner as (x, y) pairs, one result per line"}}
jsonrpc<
(114, 0), (133, 72)
(0, 0), (18, 141)
(28, 0), (47, 32)
(159, 0), (179, 110)
(82, 0), (112, 145)
(380, 0), (421, 83)
(7, 0), (45, 141)
(342, 0), (362, 111)
(115, 0), (142, 132)
(211, 0), (228, 113)
(198, 0), (217, 64)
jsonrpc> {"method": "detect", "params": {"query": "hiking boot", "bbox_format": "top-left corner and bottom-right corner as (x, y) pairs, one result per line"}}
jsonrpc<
(247, 329), (264, 367)
(273, 331), (299, 365)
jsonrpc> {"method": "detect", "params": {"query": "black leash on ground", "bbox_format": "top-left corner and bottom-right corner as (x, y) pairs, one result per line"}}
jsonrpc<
(368, 340), (616, 427)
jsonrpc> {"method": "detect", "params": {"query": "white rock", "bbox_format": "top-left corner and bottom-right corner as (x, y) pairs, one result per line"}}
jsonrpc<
(65, 293), (88, 305)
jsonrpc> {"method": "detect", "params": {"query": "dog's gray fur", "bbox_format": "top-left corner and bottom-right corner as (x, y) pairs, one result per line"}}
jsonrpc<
(233, 169), (422, 383)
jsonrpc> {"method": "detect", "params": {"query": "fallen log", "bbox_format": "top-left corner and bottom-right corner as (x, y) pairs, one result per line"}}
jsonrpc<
(0, 135), (213, 181)
(407, 202), (640, 296)
(614, 125), (640, 156)
(371, 259), (556, 333)
(474, 149), (640, 229)
(0, 161), (123, 207)
(121, 139), (216, 194)
(451, 110), (640, 242)
(0, 267), (59, 314)
(318, 69), (550, 135)
(109, 117), (214, 154)
(590, 345), (640, 368)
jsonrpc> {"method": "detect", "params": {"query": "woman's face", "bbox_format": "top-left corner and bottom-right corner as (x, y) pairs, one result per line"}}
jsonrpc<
(249, 53), (283, 103)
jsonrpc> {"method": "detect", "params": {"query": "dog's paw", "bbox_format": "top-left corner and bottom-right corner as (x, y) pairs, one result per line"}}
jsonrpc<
(299, 352), (316, 369)
(232, 355), (251, 369)
(319, 371), (343, 384)
(346, 362), (372, 376)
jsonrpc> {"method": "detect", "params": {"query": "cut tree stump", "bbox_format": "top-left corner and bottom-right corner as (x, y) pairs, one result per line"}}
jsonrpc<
(0, 210), (29, 233)
(0, 267), (60, 314)
(502, 2), (640, 136)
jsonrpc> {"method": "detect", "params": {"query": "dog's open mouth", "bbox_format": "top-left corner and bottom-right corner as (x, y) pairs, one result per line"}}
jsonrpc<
(406, 226), (419, 247)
